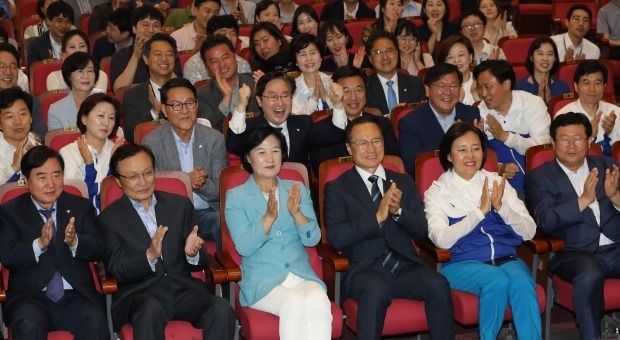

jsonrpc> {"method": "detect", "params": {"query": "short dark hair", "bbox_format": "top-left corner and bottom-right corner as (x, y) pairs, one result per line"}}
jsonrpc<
(439, 122), (488, 171)
(206, 14), (239, 35)
(421, 0), (451, 23)
(289, 33), (322, 60)
(159, 78), (197, 106)
(255, 71), (294, 97)
(566, 4), (591, 20)
(132, 5), (164, 27)
(200, 34), (235, 64)
(437, 34), (475, 64)
(525, 36), (560, 76)
(108, 8), (133, 35)
(195, 0), (221, 8)
(0, 87), (33, 114)
(61, 29), (91, 53)
(46, 1), (74, 21)
(473, 59), (515, 90)
(364, 30), (398, 57)
(291, 5), (319, 37)
(458, 8), (487, 27)
(573, 60), (608, 85)
(254, 0), (280, 22)
(61, 52), (100, 89)
(550, 112), (592, 140)
(110, 144), (156, 178)
(76, 93), (121, 136)
(332, 65), (367, 84)
(424, 63), (463, 86)
(142, 32), (178, 58)
(395, 20), (419, 39)
(318, 19), (353, 55)
(21, 145), (65, 180)
(0, 43), (20, 67)
(241, 125), (288, 174)
(345, 115), (382, 143)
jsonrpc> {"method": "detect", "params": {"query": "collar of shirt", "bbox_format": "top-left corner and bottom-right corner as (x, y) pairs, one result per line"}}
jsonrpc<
(402, 0), (422, 16)
(355, 164), (387, 195)
(429, 103), (456, 132)
(49, 35), (62, 59)
(448, 168), (486, 203)
(117, 37), (134, 52)
(172, 126), (196, 173)
(344, 1), (359, 17)
(269, 120), (288, 134)
(149, 79), (162, 102)
(556, 157), (589, 178)
(129, 194), (158, 237)
(377, 73), (399, 101)
(31, 198), (58, 223)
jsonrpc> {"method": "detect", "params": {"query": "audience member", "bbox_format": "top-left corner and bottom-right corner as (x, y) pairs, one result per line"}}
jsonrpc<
(524, 112), (620, 340)
(551, 4), (600, 61)
(88, 0), (132, 35)
(170, 0), (221, 51)
(24, 0), (76, 40)
(92, 8), (134, 62)
(27, 1), (74, 67)
(219, 0), (255, 24)
(395, 20), (433, 76)
(398, 63), (480, 175)
(279, 0), (298, 24)
(361, 0), (403, 44)
(555, 60), (619, 156)
(320, 0), (374, 21)
(225, 126), (332, 339)
(437, 35), (478, 105)
(290, 34), (332, 115)
(375, 0), (420, 18)
(291, 5), (318, 37)
(458, 9), (506, 65)
(0, 145), (109, 340)
(324, 116), (455, 340)
(143, 78), (227, 249)
(417, 0), (460, 55)
(478, 0), (516, 45)
(365, 31), (425, 115)
(248, 22), (295, 73)
(97, 144), (236, 340)
(597, 0), (620, 60)
(318, 20), (367, 73)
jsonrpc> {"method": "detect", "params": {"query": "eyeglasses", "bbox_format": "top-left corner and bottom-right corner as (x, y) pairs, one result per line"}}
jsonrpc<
(118, 169), (155, 182)
(348, 138), (384, 151)
(397, 36), (417, 44)
(555, 136), (588, 146)
(570, 16), (590, 24)
(369, 48), (396, 58)
(0, 62), (18, 72)
(163, 99), (198, 112)
(431, 83), (460, 93)
(461, 22), (484, 31)
(261, 93), (292, 103)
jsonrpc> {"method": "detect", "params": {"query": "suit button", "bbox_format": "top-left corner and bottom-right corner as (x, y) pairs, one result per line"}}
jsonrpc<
(306, 231), (311, 238)
(284, 263), (290, 268)
(276, 231), (282, 236)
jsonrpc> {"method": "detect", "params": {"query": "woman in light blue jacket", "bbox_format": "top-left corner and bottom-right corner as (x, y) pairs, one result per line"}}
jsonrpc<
(224, 126), (332, 340)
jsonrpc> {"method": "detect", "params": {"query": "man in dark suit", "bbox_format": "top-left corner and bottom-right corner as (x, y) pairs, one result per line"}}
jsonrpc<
(320, 0), (375, 21)
(26, 2), (73, 67)
(364, 31), (425, 115)
(309, 65), (399, 176)
(226, 71), (312, 165)
(524, 112), (620, 340)
(92, 8), (134, 62)
(0, 146), (108, 340)
(398, 63), (481, 175)
(197, 34), (259, 132)
(324, 116), (454, 340)
(121, 33), (177, 143)
(96, 144), (235, 340)
(143, 78), (228, 250)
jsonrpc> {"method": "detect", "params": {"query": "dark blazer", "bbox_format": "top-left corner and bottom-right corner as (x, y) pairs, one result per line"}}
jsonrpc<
(92, 36), (116, 63)
(226, 114), (313, 165)
(26, 30), (54, 67)
(366, 72), (425, 115)
(31, 95), (47, 142)
(324, 168), (428, 297)
(197, 73), (259, 132)
(309, 112), (399, 176)
(96, 191), (208, 327)
(0, 192), (105, 319)
(417, 21), (461, 44)
(109, 45), (182, 88)
(524, 155), (620, 271)
(320, 0), (375, 21)
(398, 102), (481, 175)
(121, 82), (163, 144)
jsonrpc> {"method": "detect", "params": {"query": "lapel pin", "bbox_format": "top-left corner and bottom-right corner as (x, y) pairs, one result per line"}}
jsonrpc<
(66, 210), (71, 214)
(404, 88), (407, 92)
(199, 145), (203, 148)
(296, 128), (300, 131)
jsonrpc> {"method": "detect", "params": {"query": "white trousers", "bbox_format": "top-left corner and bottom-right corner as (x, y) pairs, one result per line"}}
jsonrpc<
(250, 272), (332, 340)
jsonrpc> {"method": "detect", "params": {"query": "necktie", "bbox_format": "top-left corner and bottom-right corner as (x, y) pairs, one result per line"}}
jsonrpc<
(39, 209), (64, 302)
(386, 80), (397, 114)
(368, 175), (382, 207)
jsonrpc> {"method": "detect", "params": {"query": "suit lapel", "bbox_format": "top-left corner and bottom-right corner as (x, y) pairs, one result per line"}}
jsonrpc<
(161, 125), (183, 170)
(119, 196), (155, 249)
(370, 75), (388, 113)
(397, 73), (409, 103)
(345, 169), (378, 213)
(192, 126), (207, 169)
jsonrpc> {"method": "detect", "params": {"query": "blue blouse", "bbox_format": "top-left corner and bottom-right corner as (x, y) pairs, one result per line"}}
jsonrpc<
(515, 77), (570, 102)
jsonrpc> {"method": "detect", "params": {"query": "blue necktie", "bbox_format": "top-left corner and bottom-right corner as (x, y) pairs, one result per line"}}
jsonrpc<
(39, 209), (64, 302)
(386, 80), (397, 114)
(368, 175), (382, 207)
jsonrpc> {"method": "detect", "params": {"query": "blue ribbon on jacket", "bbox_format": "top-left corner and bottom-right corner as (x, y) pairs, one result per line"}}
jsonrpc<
(445, 210), (523, 265)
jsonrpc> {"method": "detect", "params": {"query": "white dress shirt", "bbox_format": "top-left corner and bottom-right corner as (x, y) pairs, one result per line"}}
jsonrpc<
(555, 100), (620, 145)
(551, 33), (601, 61)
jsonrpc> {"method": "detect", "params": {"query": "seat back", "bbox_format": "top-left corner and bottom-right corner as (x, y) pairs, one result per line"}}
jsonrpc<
(178, 49), (197, 70)
(134, 119), (165, 145)
(525, 143), (602, 171)
(414, 149), (499, 200)
(29, 59), (63, 96)
(312, 3), (326, 17)
(238, 24), (253, 37)
(115, 84), (136, 106)
(79, 13), (91, 32)
(39, 90), (69, 128)
(45, 126), (81, 152)
(318, 155), (405, 241)
(498, 34), (542, 64)
(311, 109), (332, 123)
(89, 31), (107, 52)
(512, 63), (529, 80)
(99, 56), (113, 95)
(391, 102), (422, 139)
(344, 18), (375, 45)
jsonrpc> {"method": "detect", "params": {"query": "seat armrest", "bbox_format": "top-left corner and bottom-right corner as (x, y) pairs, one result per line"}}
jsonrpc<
(416, 238), (451, 268)
(215, 251), (242, 282)
(520, 234), (550, 254)
(536, 231), (565, 253)
(204, 253), (230, 295)
(95, 262), (118, 295)
(316, 243), (348, 272)
(0, 269), (5, 303)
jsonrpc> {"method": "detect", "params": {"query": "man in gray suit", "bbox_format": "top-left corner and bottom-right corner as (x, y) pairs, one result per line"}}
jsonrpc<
(143, 78), (227, 250)
(197, 34), (259, 132)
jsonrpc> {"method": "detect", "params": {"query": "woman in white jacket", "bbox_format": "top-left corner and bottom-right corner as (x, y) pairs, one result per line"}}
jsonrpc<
(290, 34), (332, 115)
